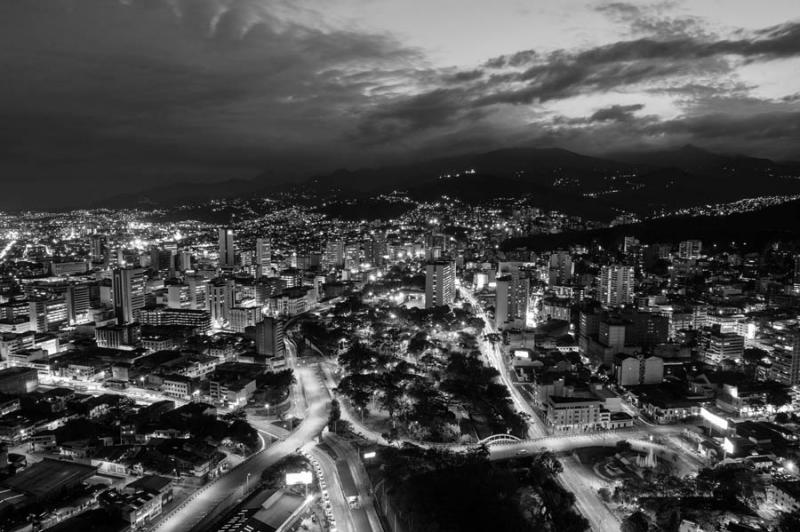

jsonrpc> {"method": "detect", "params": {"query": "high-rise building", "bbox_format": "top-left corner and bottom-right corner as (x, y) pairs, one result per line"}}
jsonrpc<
(218, 228), (236, 269)
(112, 268), (145, 325)
(167, 283), (193, 309)
(256, 238), (271, 271)
(364, 234), (386, 267)
(495, 271), (530, 329)
(548, 251), (574, 285)
(90, 235), (107, 263)
(149, 246), (174, 272)
(230, 306), (263, 333)
(176, 251), (192, 272)
(323, 240), (344, 268)
(598, 265), (634, 307)
(793, 254), (800, 286)
(344, 242), (361, 270)
(770, 330), (800, 386)
(208, 278), (235, 326)
(700, 326), (744, 365)
(678, 239), (702, 260)
(279, 268), (302, 289)
(256, 317), (286, 359)
(425, 260), (455, 309)
(65, 283), (92, 325)
(28, 298), (68, 333)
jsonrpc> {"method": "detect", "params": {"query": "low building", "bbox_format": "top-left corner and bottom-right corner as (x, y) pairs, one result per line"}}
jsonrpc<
(545, 396), (610, 433)
(614, 354), (664, 386)
(0, 366), (39, 394)
(99, 488), (162, 527)
(161, 374), (195, 400)
(125, 475), (173, 507)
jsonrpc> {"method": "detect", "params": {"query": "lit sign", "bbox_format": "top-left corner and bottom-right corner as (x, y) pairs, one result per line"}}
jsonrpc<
(700, 407), (728, 431)
(513, 350), (530, 359)
(286, 471), (313, 486)
(363, 451), (376, 459)
(722, 437), (734, 455)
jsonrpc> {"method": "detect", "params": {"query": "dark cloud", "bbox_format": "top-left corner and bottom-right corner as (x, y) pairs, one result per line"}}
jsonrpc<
(589, 104), (645, 122)
(0, 0), (421, 208)
(0, 0), (798, 209)
(596, 1), (704, 38)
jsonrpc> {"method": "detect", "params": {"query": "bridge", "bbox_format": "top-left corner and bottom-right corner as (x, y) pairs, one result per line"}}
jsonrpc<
(478, 434), (522, 446)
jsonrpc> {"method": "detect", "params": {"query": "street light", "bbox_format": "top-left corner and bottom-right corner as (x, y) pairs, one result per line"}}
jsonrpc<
(265, 403), (270, 417)
(245, 472), (252, 495)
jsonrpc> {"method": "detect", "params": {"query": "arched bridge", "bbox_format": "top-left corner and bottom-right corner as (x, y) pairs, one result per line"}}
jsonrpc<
(478, 434), (522, 447)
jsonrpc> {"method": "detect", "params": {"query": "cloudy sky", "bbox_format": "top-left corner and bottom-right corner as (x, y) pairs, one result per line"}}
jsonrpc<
(2, 0), (799, 208)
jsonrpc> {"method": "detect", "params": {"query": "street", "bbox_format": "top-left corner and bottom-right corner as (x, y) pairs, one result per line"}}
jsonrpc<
(457, 281), (547, 437)
(153, 363), (330, 532)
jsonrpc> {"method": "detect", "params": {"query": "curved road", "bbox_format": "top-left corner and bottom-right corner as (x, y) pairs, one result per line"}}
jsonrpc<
(154, 364), (331, 532)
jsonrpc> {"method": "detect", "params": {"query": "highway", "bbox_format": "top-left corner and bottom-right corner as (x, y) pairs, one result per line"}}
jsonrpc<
(307, 444), (357, 532)
(324, 433), (385, 532)
(153, 363), (331, 532)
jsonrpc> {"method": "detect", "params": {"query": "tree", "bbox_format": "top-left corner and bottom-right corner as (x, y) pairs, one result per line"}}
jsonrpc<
(532, 451), (563, 476)
(766, 386), (792, 408)
(336, 373), (374, 412)
(621, 511), (650, 532)
(743, 347), (768, 365)
(597, 487), (611, 502)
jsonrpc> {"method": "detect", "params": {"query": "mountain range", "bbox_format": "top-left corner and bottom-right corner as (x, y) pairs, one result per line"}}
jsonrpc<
(100, 145), (800, 221)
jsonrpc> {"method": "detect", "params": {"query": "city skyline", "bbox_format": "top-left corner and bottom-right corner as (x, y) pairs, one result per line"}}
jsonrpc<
(2, 5), (800, 531)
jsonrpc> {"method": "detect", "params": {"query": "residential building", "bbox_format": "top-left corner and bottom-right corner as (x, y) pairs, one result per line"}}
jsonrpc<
(425, 260), (455, 309)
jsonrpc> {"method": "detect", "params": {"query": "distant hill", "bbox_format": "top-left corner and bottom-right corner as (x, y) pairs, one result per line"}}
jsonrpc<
(501, 197), (800, 252)
(98, 145), (800, 220)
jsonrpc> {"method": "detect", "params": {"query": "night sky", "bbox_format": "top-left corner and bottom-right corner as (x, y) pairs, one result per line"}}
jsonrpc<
(2, 0), (800, 209)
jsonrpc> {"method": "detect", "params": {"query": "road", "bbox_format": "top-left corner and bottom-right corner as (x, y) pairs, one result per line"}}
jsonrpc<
(0, 239), (17, 261)
(559, 455), (620, 532)
(153, 363), (331, 532)
(324, 434), (385, 532)
(457, 281), (547, 438)
(307, 444), (357, 532)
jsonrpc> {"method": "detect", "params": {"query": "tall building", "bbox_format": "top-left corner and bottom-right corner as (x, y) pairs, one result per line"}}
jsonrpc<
(175, 251), (192, 272)
(364, 234), (386, 267)
(678, 239), (702, 260)
(495, 270), (530, 329)
(218, 228), (235, 269)
(167, 283), (193, 309)
(344, 242), (361, 270)
(149, 246), (174, 272)
(230, 306), (263, 333)
(323, 240), (344, 268)
(425, 260), (455, 309)
(255, 238), (271, 269)
(548, 251), (574, 285)
(256, 317), (286, 359)
(65, 283), (92, 325)
(208, 278), (235, 327)
(700, 326), (744, 365)
(598, 265), (634, 308)
(28, 298), (68, 333)
(112, 268), (146, 325)
(90, 235), (107, 263)
(793, 254), (800, 286)
(770, 330), (800, 386)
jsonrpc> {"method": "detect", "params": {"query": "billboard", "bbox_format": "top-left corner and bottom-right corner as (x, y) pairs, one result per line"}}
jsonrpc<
(286, 471), (313, 486)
